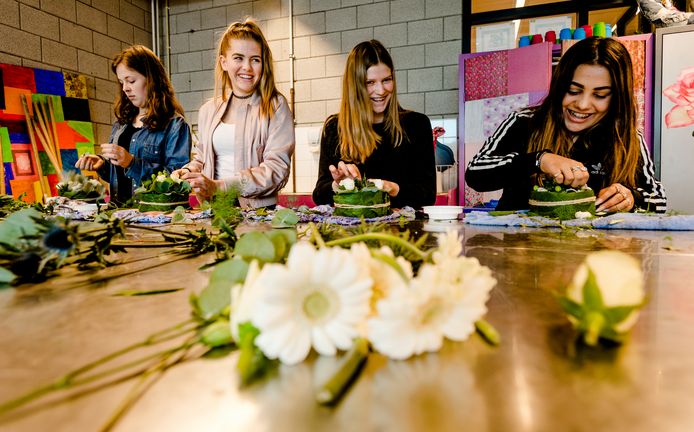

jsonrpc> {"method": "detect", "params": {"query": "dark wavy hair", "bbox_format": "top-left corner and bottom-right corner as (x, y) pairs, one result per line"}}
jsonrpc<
(528, 37), (640, 188)
(111, 45), (184, 130)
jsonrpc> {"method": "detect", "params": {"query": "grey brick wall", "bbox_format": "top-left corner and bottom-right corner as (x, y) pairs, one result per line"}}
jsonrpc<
(167, 0), (460, 127)
(0, 0), (152, 144)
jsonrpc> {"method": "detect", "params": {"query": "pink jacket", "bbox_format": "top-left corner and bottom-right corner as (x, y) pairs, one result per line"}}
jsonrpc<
(187, 93), (295, 208)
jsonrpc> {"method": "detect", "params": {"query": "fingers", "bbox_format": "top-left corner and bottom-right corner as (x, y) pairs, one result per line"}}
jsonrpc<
(551, 165), (589, 188)
(382, 180), (400, 197)
(336, 161), (360, 179)
(75, 155), (103, 171)
(596, 183), (633, 213)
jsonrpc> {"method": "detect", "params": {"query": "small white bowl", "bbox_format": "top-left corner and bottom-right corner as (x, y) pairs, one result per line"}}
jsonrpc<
(422, 205), (464, 220)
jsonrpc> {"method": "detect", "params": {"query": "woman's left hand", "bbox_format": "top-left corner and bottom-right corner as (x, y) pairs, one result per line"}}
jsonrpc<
(596, 183), (634, 213)
(100, 143), (134, 168)
(181, 171), (219, 201)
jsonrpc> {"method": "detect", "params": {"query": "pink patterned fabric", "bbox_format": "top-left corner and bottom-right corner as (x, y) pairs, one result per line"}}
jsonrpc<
(482, 94), (529, 137)
(464, 51), (508, 101)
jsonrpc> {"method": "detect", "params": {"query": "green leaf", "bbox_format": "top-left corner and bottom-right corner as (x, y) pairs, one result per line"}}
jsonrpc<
(475, 319), (501, 346)
(0, 208), (43, 244)
(201, 319), (233, 347)
(237, 322), (274, 385)
(266, 229), (297, 262)
(271, 208), (299, 228)
(371, 250), (408, 281)
(234, 231), (276, 263)
(557, 296), (584, 319)
(0, 267), (17, 285)
(197, 258), (249, 320)
(603, 305), (638, 326)
(582, 269), (604, 311)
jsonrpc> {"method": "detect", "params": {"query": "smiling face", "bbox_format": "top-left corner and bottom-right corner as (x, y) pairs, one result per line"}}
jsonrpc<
(562, 64), (613, 134)
(365, 62), (394, 123)
(220, 38), (262, 98)
(116, 63), (148, 111)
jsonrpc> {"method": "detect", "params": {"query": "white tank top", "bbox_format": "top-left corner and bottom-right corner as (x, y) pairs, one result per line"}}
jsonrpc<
(212, 122), (236, 180)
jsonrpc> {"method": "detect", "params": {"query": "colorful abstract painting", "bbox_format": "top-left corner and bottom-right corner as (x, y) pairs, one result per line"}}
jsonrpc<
(0, 63), (95, 202)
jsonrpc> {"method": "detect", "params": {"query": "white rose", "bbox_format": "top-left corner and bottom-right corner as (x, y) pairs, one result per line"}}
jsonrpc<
(575, 211), (592, 219)
(371, 179), (384, 190)
(156, 174), (167, 183)
(566, 250), (644, 337)
(339, 178), (355, 191)
(170, 171), (182, 183)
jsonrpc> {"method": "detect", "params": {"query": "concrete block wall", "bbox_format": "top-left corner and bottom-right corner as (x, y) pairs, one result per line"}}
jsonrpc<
(167, 0), (461, 193)
(0, 0), (153, 145)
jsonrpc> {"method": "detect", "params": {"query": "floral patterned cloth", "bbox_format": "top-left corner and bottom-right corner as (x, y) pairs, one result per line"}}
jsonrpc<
(245, 205), (417, 226)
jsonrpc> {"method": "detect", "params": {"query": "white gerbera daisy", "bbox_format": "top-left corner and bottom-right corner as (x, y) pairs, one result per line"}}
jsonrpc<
(432, 230), (463, 264)
(350, 243), (411, 313)
(230, 260), (263, 342)
(253, 242), (373, 365)
(368, 258), (496, 360)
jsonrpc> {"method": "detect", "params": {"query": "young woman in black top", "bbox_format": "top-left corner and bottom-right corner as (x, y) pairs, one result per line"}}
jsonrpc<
(312, 40), (436, 209)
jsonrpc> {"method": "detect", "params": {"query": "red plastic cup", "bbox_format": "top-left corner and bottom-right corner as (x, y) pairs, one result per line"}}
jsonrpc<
(544, 30), (557, 44)
(581, 25), (593, 37)
(531, 34), (543, 44)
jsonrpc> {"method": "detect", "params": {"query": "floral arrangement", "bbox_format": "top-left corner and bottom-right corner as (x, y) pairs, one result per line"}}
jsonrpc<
(134, 171), (192, 212)
(56, 172), (105, 201)
(334, 177), (390, 218)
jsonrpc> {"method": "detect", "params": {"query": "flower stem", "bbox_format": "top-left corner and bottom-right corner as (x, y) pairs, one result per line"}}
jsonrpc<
(0, 319), (198, 414)
(475, 319), (501, 346)
(309, 222), (326, 248)
(315, 338), (370, 405)
(584, 312), (605, 346)
(325, 233), (427, 259)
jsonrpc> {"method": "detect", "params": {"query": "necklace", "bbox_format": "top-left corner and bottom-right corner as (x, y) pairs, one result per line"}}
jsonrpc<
(232, 92), (253, 100)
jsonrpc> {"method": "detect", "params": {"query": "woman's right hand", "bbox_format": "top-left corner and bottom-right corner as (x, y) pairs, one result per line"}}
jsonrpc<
(539, 153), (589, 188)
(75, 154), (104, 171)
(171, 167), (196, 178)
(329, 161), (361, 188)
(181, 171), (219, 202)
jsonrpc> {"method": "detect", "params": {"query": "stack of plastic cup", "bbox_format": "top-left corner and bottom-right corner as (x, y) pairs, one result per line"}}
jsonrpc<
(573, 27), (586, 40)
(559, 28), (573, 41)
(531, 34), (543, 44)
(581, 25), (593, 37)
(545, 30), (557, 44)
(593, 22), (606, 38)
(605, 23), (613, 37)
(519, 35), (531, 47)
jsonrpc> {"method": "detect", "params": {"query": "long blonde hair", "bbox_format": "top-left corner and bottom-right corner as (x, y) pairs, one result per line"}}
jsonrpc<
(214, 18), (279, 119)
(337, 40), (404, 164)
(528, 37), (640, 188)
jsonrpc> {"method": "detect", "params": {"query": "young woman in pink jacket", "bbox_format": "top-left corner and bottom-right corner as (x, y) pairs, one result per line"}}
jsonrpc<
(176, 19), (295, 209)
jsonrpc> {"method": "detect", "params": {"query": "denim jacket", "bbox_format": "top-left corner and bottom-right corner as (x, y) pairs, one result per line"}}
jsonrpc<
(98, 116), (192, 195)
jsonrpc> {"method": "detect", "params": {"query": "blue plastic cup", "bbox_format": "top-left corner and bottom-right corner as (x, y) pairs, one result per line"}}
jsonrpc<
(559, 28), (573, 41)
(519, 35), (531, 47)
(573, 27), (586, 40)
(605, 23), (612, 37)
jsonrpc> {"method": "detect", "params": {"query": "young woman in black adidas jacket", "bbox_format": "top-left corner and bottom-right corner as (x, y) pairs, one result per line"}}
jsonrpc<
(465, 37), (666, 213)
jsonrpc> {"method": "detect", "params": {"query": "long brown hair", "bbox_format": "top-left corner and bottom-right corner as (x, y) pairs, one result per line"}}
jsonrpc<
(337, 40), (404, 164)
(528, 37), (640, 188)
(112, 45), (184, 130)
(214, 18), (279, 119)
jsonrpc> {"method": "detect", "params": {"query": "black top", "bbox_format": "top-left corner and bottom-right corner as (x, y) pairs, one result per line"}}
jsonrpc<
(464, 109), (667, 212)
(113, 123), (137, 205)
(312, 110), (436, 209)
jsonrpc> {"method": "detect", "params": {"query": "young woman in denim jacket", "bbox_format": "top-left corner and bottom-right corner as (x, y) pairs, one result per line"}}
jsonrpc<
(173, 19), (295, 209)
(75, 45), (191, 204)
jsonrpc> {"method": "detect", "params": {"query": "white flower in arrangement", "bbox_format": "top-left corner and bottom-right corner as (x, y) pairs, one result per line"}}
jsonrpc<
(252, 242), (373, 365)
(155, 173), (168, 183)
(368, 232), (496, 359)
(230, 260), (263, 342)
(339, 178), (355, 191)
(565, 250), (644, 338)
(371, 179), (384, 190)
(574, 211), (593, 219)
(350, 242), (411, 314)
(170, 171), (182, 183)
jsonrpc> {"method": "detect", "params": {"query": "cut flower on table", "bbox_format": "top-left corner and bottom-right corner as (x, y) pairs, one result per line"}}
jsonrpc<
(559, 250), (646, 346)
